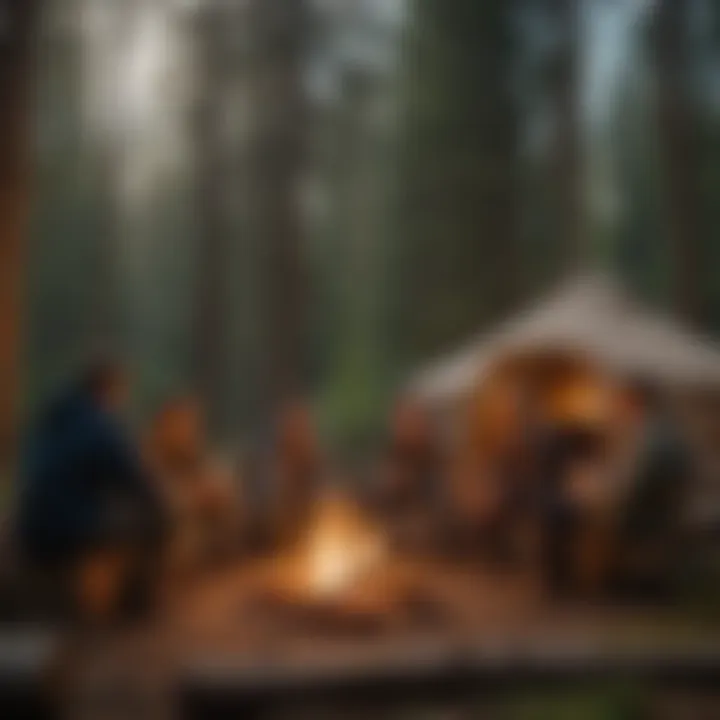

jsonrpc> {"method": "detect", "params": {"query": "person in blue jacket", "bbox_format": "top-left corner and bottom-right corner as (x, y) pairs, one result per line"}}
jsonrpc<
(17, 361), (165, 620)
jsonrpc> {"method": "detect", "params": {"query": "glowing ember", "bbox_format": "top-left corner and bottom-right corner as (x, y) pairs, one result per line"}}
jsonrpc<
(302, 494), (386, 598)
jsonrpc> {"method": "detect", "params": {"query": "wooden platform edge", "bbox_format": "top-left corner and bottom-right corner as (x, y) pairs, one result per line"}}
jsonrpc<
(179, 643), (720, 718)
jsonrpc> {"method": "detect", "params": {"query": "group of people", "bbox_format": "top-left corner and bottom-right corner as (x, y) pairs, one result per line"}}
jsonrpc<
(13, 361), (332, 622)
(446, 376), (691, 595)
(372, 374), (690, 598)
(12, 360), (690, 623)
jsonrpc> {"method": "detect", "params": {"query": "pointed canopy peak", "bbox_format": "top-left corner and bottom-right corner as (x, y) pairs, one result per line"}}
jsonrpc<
(409, 271), (720, 404)
(540, 271), (629, 319)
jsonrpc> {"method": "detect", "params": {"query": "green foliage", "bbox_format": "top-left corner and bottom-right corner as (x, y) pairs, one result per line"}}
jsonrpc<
(319, 352), (389, 457)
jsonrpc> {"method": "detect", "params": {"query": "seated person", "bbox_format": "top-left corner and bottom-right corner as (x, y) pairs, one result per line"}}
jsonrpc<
(538, 424), (600, 594)
(144, 397), (239, 573)
(611, 379), (691, 595)
(450, 382), (533, 564)
(17, 361), (165, 622)
(270, 402), (323, 550)
(374, 399), (443, 555)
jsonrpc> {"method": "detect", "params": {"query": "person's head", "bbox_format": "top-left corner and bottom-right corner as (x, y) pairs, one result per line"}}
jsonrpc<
(82, 360), (129, 414)
(390, 398), (433, 451)
(277, 401), (318, 466)
(150, 396), (205, 460)
(617, 376), (663, 427)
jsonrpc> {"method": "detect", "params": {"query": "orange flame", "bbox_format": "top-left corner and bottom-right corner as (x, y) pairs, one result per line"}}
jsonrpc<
(301, 493), (386, 598)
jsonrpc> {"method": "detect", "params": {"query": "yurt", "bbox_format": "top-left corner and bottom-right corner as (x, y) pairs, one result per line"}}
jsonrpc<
(410, 274), (720, 522)
(410, 274), (720, 412)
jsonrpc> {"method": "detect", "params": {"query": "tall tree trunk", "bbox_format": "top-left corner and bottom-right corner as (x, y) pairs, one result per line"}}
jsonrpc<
(191, 4), (233, 433)
(88, 148), (121, 350)
(249, 0), (308, 419)
(550, 0), (585, 273)
(393, 0), (520, 365)
(0, 0), (40, 458)
(652, 0), (705, 324)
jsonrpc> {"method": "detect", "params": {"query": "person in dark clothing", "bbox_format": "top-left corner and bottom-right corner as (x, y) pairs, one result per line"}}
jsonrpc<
(613, 379), (691, 596)
(539, 424), (605, 595)
(17, 362), (165, 621)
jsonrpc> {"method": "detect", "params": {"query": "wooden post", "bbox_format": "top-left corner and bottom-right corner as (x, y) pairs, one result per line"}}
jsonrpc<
(0, 0), (40, 462)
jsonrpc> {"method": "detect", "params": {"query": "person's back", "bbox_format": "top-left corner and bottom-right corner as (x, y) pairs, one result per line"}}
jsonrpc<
(20, 389), (108, 561)
(17, 363), (164, 621)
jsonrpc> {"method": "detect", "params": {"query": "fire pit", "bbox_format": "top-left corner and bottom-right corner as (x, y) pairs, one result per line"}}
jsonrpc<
(169, 493), (542, 653)
(241, 494), (453, 637)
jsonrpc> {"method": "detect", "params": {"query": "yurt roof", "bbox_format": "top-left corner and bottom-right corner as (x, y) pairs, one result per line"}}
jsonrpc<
(409, 274), (720, 404)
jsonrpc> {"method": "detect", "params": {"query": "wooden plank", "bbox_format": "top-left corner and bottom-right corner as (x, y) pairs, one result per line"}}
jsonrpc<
(179, 641), (720, 719)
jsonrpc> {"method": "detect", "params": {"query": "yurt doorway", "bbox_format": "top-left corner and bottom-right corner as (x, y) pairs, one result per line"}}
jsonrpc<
(460, 351), (619, 590)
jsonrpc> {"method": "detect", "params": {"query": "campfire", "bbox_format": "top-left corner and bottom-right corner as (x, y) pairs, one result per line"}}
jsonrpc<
(176, 492), (540, 647)
(233, 493), (467, 639)
(300, 493), (387, 599)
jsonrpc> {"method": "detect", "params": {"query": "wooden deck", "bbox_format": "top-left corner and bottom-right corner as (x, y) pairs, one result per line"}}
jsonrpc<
(3, 559), (720, 719)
